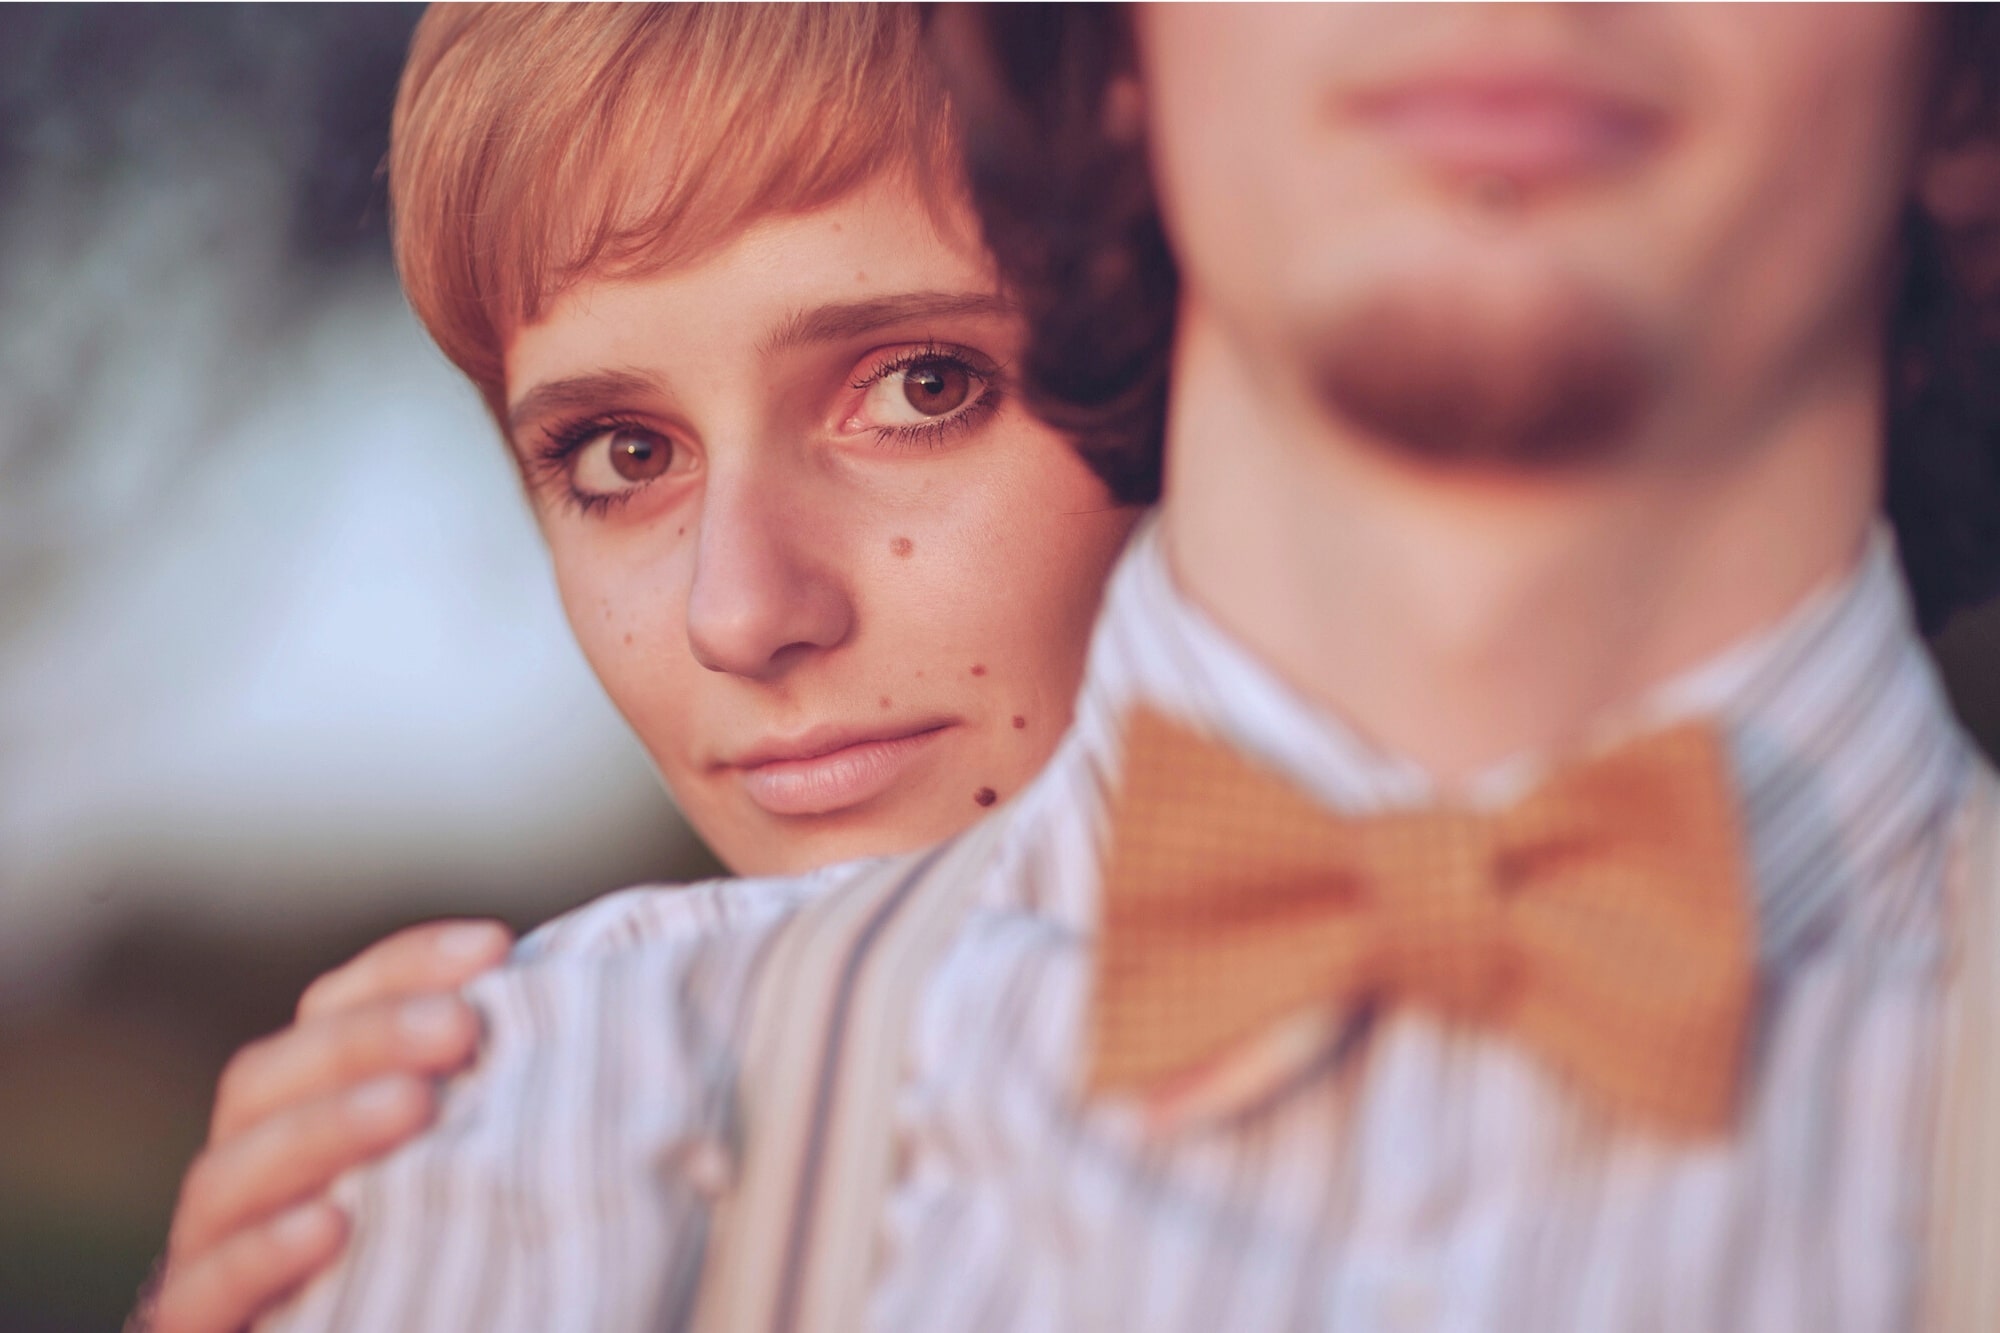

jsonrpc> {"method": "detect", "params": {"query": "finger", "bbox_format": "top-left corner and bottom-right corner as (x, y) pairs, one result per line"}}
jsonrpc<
(173, 1075), (432, 1262)
(153, 1200), (346, 1333)
(296, 918), (511, 1023)
(212, 993), (478, 1142)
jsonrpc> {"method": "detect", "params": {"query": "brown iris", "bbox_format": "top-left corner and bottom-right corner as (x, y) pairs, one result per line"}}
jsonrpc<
(608, 429), (671, 482)
(901, 360), (971, 416)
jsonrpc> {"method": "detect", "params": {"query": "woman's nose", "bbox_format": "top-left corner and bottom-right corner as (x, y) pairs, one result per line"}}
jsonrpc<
(683, 470), (855, 680)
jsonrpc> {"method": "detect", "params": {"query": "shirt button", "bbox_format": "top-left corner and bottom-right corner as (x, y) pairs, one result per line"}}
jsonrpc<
(670, 1136), (735, 1200)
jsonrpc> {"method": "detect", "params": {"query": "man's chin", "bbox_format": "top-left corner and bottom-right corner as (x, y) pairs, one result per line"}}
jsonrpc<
(1303, 278), (1654, 469)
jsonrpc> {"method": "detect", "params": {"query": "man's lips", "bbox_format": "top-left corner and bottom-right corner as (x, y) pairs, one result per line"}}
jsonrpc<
(724, 720), (957, 818)
(1349, 68), (1667, 184)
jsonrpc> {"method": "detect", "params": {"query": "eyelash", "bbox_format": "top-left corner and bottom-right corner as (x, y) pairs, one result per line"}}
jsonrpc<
(848, 342), (1005, 449)
(526, 342), (1007, 518)
(530, 414), (662, 517)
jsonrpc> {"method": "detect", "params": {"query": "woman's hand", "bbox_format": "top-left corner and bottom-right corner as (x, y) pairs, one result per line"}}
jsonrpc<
(144, 919), (513, 1333)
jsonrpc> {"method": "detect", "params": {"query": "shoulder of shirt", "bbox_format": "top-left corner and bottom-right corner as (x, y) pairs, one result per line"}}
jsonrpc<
(505, 855), (886, 965)
(417, 858), (890, 1131)
(281, 868), (896, 1333)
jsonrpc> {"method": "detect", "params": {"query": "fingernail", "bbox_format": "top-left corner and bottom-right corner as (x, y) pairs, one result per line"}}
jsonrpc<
(347, 1077), (415, 1124)
(399, 995), (462, 1044)
(272, 1201), (336, 1249)
(437, 922), (506, 960)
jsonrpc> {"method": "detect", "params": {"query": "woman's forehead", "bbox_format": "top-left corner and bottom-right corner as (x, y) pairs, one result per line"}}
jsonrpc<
(507, 182), (1004, 380)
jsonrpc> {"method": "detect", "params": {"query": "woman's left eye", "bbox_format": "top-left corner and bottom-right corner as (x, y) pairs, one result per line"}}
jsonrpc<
(902, 360), (972, 416)
(847, 352), (994, 438)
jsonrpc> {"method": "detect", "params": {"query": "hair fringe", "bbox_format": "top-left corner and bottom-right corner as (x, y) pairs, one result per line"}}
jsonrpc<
(388, 3), (960, 423)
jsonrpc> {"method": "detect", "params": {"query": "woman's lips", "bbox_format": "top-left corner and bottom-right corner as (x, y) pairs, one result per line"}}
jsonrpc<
(1351, 73), (1666, 184)
(730, 722), (955, 817)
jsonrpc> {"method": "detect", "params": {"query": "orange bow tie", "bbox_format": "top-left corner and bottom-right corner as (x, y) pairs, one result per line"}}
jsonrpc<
(1088, 708), (1756, 1139)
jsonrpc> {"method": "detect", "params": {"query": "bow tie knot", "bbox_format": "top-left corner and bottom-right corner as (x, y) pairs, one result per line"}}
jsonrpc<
(1307, 812), (1516, 1015)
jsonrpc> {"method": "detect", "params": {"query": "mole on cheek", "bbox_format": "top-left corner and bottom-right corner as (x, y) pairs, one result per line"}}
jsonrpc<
(1012, 715), (1026, 729)
(624, 633), (634, 647)
(971, 664), (987, 677)
(973, 787), (997, 807)
(890, 536), (913, 558)
(677, 526), (686, 537)
(879, 696), (892, 710)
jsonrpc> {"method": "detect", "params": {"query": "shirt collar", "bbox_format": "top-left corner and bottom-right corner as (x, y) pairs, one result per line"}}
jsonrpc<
(1048, 519), (1972, 963)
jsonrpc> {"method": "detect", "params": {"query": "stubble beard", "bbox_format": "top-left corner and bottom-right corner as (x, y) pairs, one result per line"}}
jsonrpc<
(1303, 271), (1655, 469)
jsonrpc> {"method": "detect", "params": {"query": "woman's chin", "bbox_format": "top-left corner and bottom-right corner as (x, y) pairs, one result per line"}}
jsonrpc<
(698, 800), (931, 880)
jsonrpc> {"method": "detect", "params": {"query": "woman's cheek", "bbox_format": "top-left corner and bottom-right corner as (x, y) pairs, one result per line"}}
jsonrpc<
(939, 467), (1138, 736)
(549, 544), (696, 752)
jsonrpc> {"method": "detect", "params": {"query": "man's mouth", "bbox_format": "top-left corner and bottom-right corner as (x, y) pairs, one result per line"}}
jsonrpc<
(1349, 64), (1668, 187)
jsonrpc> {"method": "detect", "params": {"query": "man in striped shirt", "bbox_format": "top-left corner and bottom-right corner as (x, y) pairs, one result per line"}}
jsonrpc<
(269, 6), (2000, 1330)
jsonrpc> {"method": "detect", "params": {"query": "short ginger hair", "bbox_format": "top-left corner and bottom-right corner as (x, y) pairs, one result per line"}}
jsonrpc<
(388, 2), (959, 420)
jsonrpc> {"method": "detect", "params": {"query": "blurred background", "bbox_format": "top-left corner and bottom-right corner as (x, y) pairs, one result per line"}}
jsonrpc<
(0, 7), (717, 1329)
(5, 6), (2000, 1332)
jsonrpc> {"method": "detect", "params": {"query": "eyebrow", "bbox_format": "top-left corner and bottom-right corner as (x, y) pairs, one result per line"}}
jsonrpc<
(504, 292), (1016, 438)
(757, 291), (1014, 357)
(506, 368), (662, 438)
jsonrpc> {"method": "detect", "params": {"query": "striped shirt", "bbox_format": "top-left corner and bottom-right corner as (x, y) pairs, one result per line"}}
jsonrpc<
(266, 522), (1976, 1332)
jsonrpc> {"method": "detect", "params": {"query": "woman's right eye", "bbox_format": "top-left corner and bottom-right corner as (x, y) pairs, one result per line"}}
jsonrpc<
(567, 424), (682, 501)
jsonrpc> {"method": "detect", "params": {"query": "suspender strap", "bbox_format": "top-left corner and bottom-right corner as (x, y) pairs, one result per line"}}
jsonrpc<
(695, 807), (1017, 1333)
(1926, 765), (2000, 1333)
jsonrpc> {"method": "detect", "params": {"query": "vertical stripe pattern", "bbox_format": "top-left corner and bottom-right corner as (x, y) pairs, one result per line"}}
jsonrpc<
(261, 522), (1976, 1333)
(1926, 773), (2000, 1332)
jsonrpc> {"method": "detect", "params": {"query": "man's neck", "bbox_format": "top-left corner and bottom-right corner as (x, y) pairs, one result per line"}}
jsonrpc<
(1159, 303), (1885, 782)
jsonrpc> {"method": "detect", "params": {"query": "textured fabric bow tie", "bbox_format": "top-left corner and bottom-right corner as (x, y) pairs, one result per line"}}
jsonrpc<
(1087, 708), (1756, 1139)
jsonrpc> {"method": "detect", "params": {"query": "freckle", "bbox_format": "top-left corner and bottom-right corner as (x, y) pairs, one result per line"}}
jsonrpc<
(1012, 715), (1026, 729)
(971, 664), (987, 677)
(973, 787), (997, 807)
(854, 269), (866, 283)
(879, 696), (892, 710)
(624, 633), (633, 646)
(915, 669), (925, 678)
(677, 526), (686, 537)
(890, 536), (913, 558)
(604, 608), (613, 621)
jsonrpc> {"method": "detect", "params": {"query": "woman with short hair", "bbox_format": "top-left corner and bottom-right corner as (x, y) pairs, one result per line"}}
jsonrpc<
(144, 8), (1143, 1329)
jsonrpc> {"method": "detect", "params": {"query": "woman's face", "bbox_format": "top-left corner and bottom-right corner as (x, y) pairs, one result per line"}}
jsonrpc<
(504, 177), (1140, 875)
